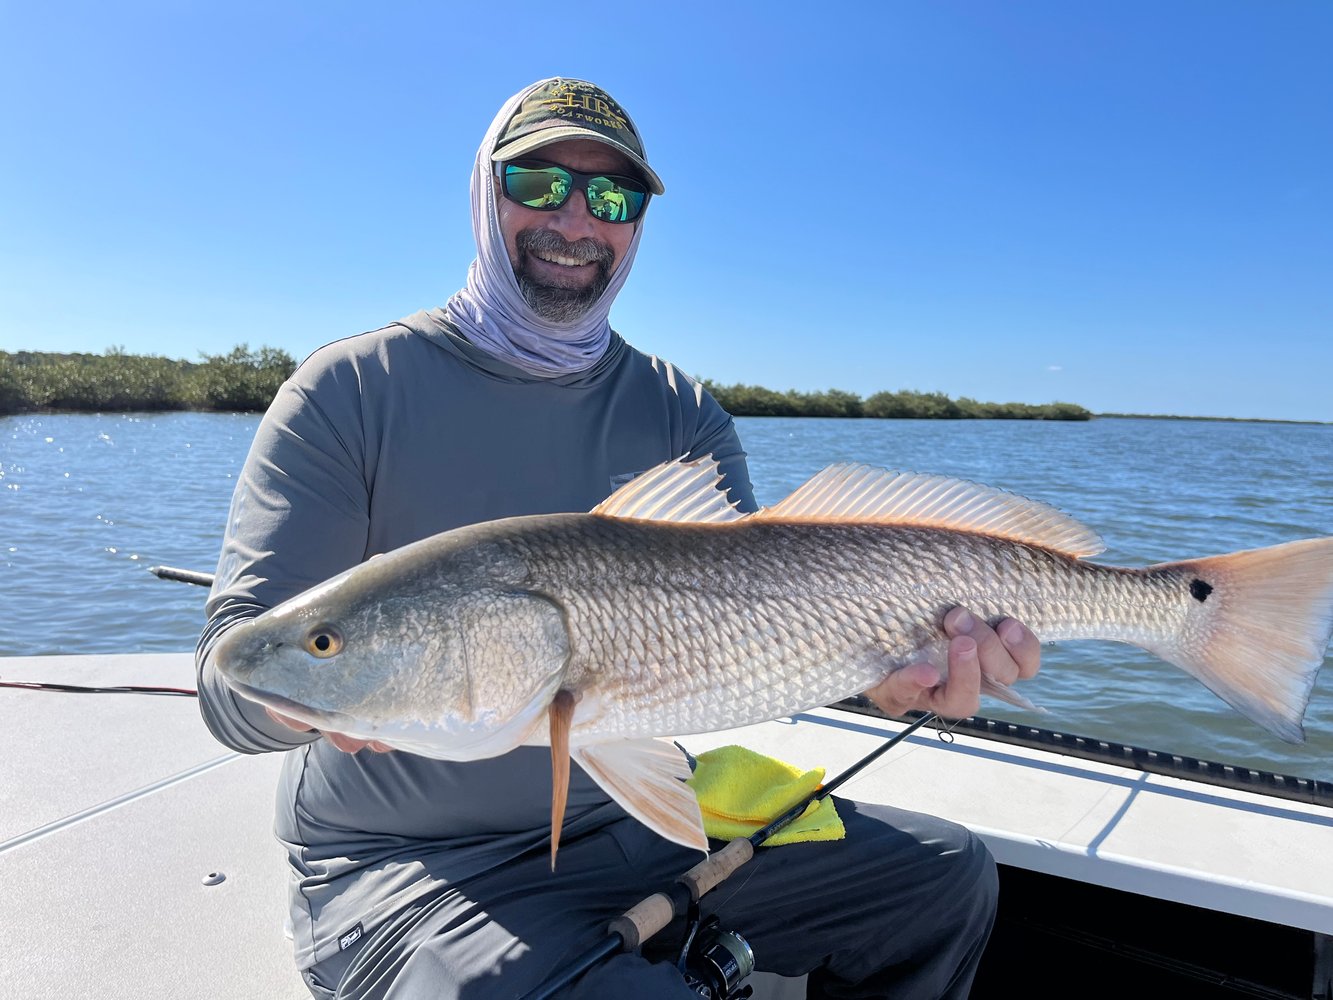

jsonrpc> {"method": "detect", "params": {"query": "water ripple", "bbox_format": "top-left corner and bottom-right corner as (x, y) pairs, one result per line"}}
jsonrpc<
(3, 412), (1330, 781)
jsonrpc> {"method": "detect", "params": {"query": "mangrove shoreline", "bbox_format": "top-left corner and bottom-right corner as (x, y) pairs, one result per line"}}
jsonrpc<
(2, 347), (1093, 421)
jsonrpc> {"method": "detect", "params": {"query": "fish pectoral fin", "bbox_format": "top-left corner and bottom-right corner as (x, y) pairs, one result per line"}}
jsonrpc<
(573, 739), (709, 853)
(981, 674), (1044, 713)
(548, 690), (576, 870)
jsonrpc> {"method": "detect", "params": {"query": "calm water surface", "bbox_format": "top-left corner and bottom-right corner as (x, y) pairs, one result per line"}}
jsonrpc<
(3, 412), (1331, 781)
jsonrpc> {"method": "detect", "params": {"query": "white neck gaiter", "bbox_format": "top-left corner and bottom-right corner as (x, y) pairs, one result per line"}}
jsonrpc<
(440, 82), (645, 377)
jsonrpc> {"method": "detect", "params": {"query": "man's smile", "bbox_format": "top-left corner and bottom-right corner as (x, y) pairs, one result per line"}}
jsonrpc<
(524, 249), (597, 292)
(514, 228), (616, 304)
(530, 247), (596, 271)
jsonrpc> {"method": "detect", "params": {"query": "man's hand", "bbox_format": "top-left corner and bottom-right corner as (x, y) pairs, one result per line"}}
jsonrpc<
(864, 607), (1041, 719)
(266, 708), (395, 754)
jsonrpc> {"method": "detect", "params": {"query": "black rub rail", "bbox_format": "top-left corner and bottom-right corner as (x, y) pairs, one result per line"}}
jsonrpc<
(834, 697), (1333, 809)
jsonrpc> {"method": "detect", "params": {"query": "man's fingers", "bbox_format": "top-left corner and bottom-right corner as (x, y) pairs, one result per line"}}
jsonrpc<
(864, 662), (940, 717)
(944, 609), (1040, 687)
(952, 610), (1018, 686)
(934, 634), (981, 717)
(997, 618), (1041, 679)
(266, 708), (393, 754)
(871, 636), (982, 720)
(267, 708), (314, 733)
(326, 732), (370, 753)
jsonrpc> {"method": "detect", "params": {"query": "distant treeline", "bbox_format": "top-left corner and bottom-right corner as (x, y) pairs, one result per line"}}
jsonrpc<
(0, 348), (1092, 421)
(0, 346), (297, 414)
(703, 381), (1091, 420)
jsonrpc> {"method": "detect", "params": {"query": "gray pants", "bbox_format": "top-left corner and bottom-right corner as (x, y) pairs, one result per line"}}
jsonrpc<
(305, 798), (997, 1000)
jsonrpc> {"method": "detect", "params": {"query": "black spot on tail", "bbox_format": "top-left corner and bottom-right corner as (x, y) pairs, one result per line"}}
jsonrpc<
(1190, 578), (1213, 602)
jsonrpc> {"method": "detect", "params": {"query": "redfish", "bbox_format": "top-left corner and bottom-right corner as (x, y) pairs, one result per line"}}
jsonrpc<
(213, 458), (1333, 857)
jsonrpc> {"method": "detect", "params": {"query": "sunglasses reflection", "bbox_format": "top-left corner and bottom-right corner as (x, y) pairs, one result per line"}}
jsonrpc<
(536, 175), (627, 220)
(534, 176), (569, 207)
(502, 161), (645, 222)
(590, 182), (629, 221)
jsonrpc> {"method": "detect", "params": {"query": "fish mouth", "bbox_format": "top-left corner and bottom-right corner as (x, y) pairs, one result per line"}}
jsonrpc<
(225, 679), (541, 759)
(225, 679), (361, 734)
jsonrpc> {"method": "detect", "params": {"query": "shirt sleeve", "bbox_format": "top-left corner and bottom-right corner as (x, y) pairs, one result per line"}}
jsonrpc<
(195, 360), (373, 753)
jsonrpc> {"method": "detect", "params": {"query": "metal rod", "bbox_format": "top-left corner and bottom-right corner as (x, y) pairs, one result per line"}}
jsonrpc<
(522, 712), (937, 999)
(149, 565), (215, 587)
(525, 937), (623, 1000)
(748, 710), (936, 847)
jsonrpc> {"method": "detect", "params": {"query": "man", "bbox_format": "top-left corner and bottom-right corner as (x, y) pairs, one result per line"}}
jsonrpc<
(197, 77), (1041, 999)
(594, 182), (629, 221)
(536, 174), (569, 208)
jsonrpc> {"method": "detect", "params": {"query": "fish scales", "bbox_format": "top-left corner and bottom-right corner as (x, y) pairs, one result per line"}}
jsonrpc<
(481, 515), (1195, 739)
(212, 457), (1333, 854)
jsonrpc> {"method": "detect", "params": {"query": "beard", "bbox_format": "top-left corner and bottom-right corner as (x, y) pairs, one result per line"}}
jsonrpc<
(512, 228), (617, 323)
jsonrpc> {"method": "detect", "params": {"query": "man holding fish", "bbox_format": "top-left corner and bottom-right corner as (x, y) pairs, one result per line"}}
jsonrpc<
(197, 77), (1043, 998)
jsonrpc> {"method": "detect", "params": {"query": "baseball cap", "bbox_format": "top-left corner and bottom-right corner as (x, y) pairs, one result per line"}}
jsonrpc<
(491, 78), (664, 195)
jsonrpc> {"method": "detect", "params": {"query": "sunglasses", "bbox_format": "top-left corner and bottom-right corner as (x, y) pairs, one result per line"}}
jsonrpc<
(496, 159), (650, 223)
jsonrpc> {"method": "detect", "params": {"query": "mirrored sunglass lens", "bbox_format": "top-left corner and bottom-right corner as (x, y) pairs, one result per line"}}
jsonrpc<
(504, 165), (572, 207)
(586, 176), (647, 222)
(619, 187), (647, 220)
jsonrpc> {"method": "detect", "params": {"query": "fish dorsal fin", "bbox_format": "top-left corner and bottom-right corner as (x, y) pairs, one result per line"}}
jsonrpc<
(592, 456), (744, 523)
(759, 464), (1105, 557)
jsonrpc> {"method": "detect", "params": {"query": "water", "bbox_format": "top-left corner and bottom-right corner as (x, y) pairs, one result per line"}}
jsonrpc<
(0, 412), (258, 656)
(3, 411), (1331, 782)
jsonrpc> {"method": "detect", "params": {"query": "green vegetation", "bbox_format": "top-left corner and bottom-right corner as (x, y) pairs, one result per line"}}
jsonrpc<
(703, 382), (1092, 421)
(0, 346), (297, 414)
(0, 347), (1093, 420)
(1096, 411), (1322, 426)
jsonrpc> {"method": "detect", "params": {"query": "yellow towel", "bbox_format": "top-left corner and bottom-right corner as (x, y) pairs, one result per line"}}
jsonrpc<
(686, 744), (845, 846)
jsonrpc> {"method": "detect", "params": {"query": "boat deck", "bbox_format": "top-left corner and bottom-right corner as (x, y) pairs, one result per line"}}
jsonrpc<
(3, 653), (1330, 998)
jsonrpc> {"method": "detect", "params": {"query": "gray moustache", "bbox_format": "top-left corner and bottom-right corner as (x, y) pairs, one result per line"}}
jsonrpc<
(516, 229), (614, 267)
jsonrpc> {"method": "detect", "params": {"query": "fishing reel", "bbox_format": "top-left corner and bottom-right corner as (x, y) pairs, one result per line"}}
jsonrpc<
(677, 913), (756, 1000)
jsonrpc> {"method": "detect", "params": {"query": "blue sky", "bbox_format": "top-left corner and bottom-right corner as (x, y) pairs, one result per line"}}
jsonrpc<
(3, 2), (1330, 421)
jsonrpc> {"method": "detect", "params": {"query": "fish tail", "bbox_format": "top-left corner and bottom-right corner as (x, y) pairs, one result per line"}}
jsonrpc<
(1149, 537), (1333, 744)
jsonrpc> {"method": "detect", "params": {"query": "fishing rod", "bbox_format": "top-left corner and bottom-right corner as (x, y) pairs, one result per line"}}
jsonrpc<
(0, 679), (197, 696)
(149, 565), (215, 587)
(522, 710), (939, 1000)
(0, 565), (215, 697)
(14, 566), (212, 693)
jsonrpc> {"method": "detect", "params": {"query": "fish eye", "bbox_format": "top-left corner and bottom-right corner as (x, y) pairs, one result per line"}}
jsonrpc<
(304, 625), (343, 659)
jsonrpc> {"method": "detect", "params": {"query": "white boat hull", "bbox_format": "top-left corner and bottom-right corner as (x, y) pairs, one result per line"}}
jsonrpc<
(2, 653), (1328, 998)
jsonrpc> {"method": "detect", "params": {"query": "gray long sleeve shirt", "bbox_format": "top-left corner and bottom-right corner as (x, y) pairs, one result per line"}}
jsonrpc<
(195, 309), (754, 968)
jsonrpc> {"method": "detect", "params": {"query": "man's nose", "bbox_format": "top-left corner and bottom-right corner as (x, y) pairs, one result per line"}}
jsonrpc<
(544, 188), (598, 239)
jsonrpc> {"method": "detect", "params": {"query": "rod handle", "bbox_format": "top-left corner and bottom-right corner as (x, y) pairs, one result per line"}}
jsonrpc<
(606, 891), (676, 951)
(680, 838), (754, 900)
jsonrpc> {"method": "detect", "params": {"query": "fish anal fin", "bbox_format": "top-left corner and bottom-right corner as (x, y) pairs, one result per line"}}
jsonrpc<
(980, 674), (1044, 714)
(758, 465), (1105, 558)
(591, 456), (743, 524)
(548, 690), (577, 870)
(573, 739), (709, 853)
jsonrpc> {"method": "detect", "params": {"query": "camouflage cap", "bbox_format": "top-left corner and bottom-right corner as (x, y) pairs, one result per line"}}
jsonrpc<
(491, 78), (664, 195)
